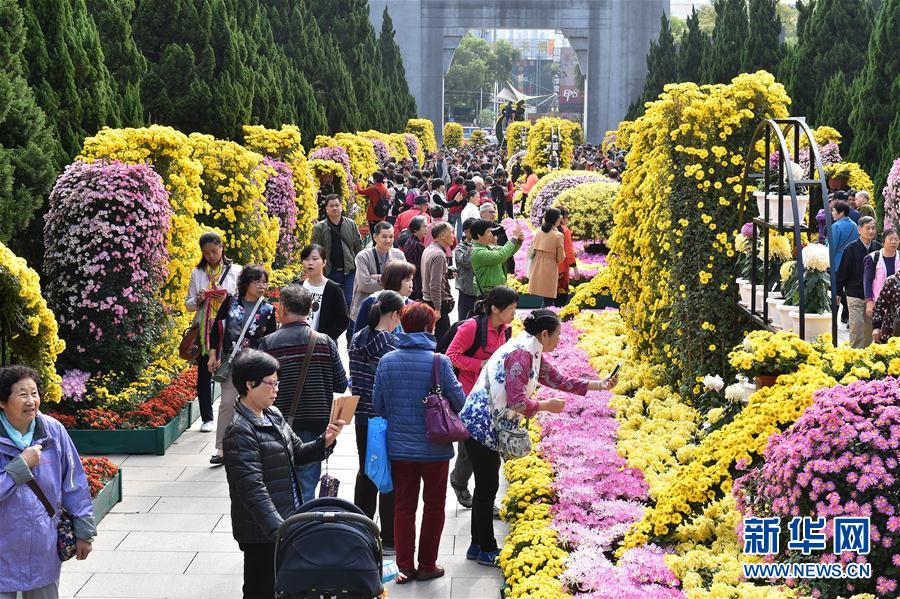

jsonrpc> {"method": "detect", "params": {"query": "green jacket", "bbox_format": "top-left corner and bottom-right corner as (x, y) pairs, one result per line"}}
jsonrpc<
(311, 217), (364, 274)
(470, 239), (521, 295)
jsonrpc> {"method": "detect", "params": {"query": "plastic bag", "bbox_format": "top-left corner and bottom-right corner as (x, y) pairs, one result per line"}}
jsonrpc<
(365, 417), (393, 493)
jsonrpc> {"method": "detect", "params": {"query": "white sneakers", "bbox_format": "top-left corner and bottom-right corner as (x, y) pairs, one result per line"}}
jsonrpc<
(200, 421), (214, 433)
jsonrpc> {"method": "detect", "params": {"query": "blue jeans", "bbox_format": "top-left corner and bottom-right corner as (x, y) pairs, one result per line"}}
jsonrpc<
(295, 429), (324, 503)
(449, 212), (462, 241)
(327, 269), (356, 336)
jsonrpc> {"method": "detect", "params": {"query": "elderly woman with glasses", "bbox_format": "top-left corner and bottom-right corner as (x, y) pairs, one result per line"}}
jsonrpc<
(223, 350), (345, 599)
(208, 264), (278, 464)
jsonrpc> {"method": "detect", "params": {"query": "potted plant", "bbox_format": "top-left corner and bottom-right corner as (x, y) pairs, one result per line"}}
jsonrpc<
(787, 243), (833, 341)
(774, 261), (798, 330)
(824, 162), (851, 190)
(755, 161), (810, 226)
(727, 330), (815, 388)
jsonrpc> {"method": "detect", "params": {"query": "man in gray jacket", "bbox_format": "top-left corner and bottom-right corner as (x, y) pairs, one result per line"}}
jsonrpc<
(311, 194), (364, 336)
(350, 221), (406, 321)
(421, 222), (455, 342)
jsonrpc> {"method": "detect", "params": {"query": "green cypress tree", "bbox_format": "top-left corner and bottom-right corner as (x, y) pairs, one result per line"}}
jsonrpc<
(0, 0), (55, 244)
(742, 0), (785, 74)
(849, 0), (900, 209)
(315, 0), (388, 131)
(18, 0), (120, 167)
(817, 71), (852, 139)
(702, 0), (748, 84)
(84, 0), (147, 126)
(678, 8), (709, 82)
(781, 0), (873, 133)
(319, 33), (363, 133)
(628, 13), (677, 120)
(379, 7), (416, 130)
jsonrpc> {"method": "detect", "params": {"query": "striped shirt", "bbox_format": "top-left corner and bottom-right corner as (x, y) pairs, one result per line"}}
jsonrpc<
(348, 327), (398, 419)
(258, 321), (347, 433)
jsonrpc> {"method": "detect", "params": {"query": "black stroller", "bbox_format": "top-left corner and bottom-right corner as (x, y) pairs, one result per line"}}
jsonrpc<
(274, 497), (384, 599)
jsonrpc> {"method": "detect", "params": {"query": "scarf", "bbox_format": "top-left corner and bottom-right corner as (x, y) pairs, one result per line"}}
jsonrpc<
(200, 262), (227, 354)
(0, 412), (36, 451)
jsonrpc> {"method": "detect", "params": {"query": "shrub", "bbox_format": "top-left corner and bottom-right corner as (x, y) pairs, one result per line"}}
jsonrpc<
(79, 126), (206, 312)
(505, 121), (532, 160)
(527, 171), (609, 227)
(443, 122), (463, 148)
(406, 118), (438, 154)
(314, 134), (378, 183)
(403, 133), (424, 165)
(525, 117), (580, 175)
(242, 125), (318, 253)
(734, 377), (899, 598)
(469, 129), (487, 148)
(190, 134), (277, 267)
(554, 180), (620, 241)
(43, 160), (171, 380)
(0, 241), (65, 403)
(261, 158), (298, 267)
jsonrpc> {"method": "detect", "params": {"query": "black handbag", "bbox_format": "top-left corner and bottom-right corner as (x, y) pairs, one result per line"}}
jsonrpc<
(28, 479), (77, 561)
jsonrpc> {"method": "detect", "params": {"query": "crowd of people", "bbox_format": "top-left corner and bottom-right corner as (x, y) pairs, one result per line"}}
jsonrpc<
(819, 190), (899, 349)
(0, 141), (620, 599)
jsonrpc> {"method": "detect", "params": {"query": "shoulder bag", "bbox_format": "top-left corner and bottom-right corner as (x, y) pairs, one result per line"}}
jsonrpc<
(179, 264), (232, 361)
(423, 354), (470, 443)
(212, 294), (264, 383)
(493, 408), (532, 461)
(28, 479), (77, 561)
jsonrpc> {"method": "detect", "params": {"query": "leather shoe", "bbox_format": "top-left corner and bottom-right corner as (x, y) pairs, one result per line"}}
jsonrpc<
(417, 566), (445, 581)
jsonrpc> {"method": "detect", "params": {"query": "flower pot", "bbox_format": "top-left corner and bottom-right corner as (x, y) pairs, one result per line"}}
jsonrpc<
(739, 282), (753, 307)
(755, 191), (809, 226)
(827, 176), (848, 191)
(755, 374), (779, 388)
(742, 381), (757, 402)
(767, 294), (785, 327)
(788, 310), (833, 341)
(777, 303), (796, 332)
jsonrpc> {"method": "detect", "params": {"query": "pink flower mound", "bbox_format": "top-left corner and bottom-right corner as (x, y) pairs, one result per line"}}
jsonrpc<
(403, 134), (420, 162)
(538, 319), (682, 597)
(529, 172), (609, 227)
(734, 377), (900, 598)
(309, 145), (353, 186)
(43, 160), (172, 380)
(370, 139), (390, 165)
(883, 158), (900, 230)
(261, 157), (297, 266)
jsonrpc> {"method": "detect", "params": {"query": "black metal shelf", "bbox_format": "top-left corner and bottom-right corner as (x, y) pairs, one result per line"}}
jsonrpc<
(737, 117), (838, 344)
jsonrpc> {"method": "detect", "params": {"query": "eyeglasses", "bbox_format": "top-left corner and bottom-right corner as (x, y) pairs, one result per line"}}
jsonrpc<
(256, 379), (279, 390)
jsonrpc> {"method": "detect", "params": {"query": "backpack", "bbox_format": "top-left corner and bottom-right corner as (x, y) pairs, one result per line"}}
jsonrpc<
(436, 315), (512, 376)
(391, 188), (406, 216)
(373, 188), (390, 219)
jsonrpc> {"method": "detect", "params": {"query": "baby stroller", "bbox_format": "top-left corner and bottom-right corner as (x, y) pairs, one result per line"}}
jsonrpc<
(274, 497), (384, 599)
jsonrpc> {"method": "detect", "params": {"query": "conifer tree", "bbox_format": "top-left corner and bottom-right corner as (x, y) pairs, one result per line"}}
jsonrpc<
(701, 0), (748, 83)
(742, 0), (785, 74)
(0, 0), (55, 244)
(678, 8), (709, 82)
(628, 13), (677, 120)
(379, 7), (416, 130)
(315, 0), (388, 131)
(18, 0), (120, 167)
(781, 0), (872, 133)
(849, 0), (900, 207)
(85, 0), (147, 126)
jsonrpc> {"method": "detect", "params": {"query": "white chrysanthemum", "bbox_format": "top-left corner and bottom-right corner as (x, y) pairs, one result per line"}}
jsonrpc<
(703, 374), (725, 392)
(725, 383), (745, 403)
(802, 243), (830, 272)
(786, 161), (805, 185)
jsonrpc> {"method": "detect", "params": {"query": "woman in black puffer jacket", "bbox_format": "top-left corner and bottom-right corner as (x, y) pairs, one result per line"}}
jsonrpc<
(223, 350), (346, 599)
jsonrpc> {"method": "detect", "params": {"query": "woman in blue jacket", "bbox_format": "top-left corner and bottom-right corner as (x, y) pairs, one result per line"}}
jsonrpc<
(372, 302), (465, 584)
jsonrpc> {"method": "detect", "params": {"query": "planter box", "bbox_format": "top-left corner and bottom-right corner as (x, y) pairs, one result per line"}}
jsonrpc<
(92, 470), (122, 524)
(69, 399), (200, 456)
(517, 293), (545, 309)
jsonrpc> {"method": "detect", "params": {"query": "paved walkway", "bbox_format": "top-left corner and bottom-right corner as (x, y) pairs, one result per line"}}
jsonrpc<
(61, 388), (507, 599)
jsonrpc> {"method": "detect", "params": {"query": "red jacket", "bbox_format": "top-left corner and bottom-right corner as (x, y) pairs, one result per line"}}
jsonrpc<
(445, 183), (466, 215)
(394, 207), (431, 240)
(358, 182), (389, 223)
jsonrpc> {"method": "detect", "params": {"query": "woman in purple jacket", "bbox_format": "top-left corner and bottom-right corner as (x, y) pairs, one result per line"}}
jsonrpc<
(0, 365), (95, 598)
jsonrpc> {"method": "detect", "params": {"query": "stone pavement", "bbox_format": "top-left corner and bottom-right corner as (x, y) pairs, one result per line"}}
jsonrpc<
(60, 403), (507, 599)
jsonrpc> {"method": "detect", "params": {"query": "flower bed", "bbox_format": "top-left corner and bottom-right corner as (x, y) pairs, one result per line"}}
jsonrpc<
(46, 368), (199, 455)
(83, 457), (122, 523)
